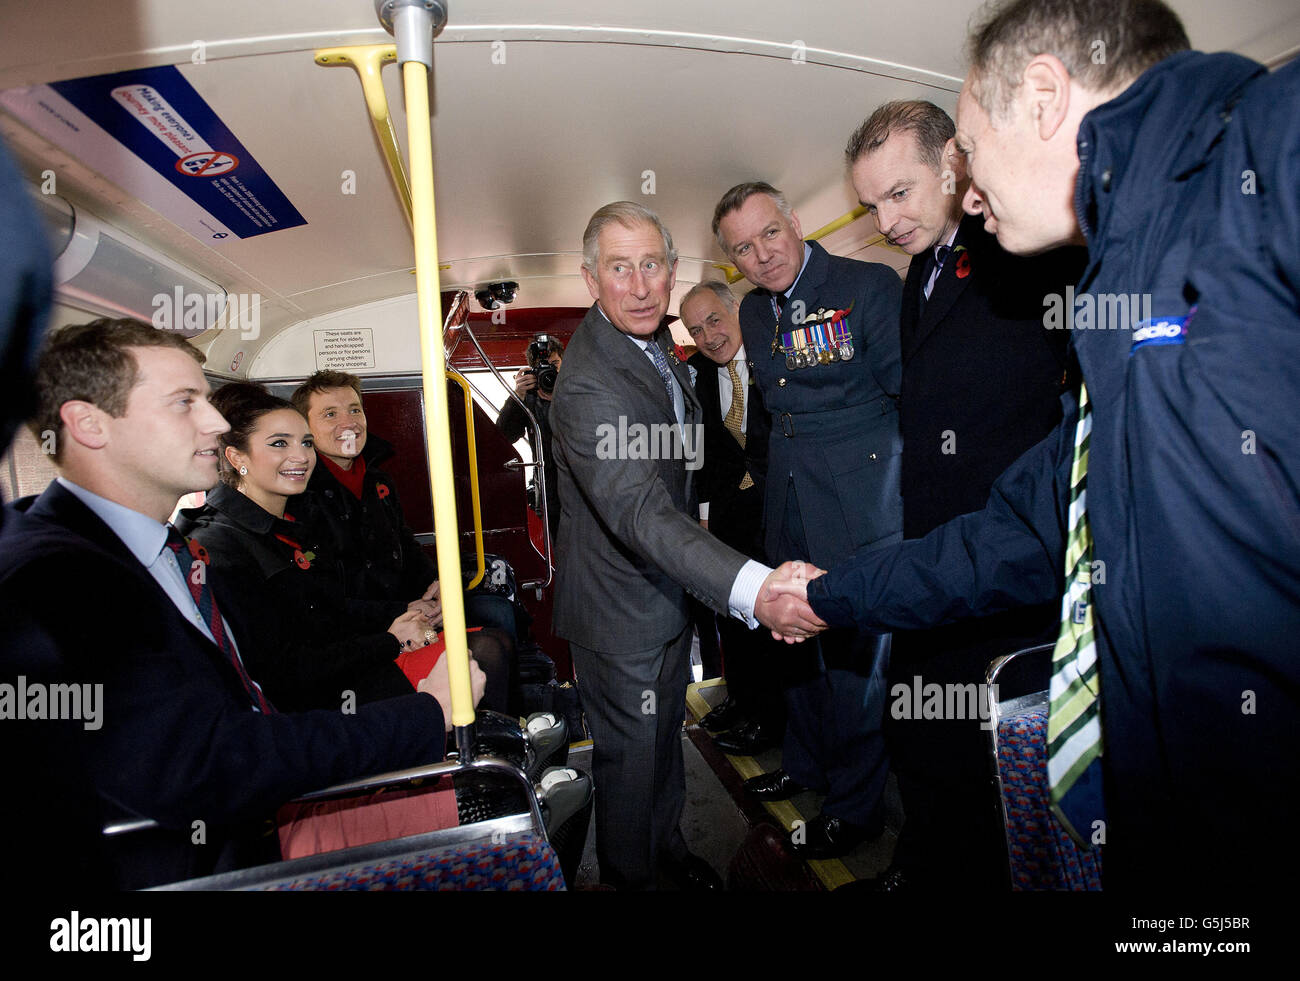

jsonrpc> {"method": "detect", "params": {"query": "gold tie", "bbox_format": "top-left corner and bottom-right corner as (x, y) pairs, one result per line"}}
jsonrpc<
(724, 361), (754, 491)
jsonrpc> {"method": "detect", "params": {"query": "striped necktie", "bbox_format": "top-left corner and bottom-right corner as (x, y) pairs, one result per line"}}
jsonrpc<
(1047, 382), (1104, 845)
(166, 528), (275, 714)
(646, 340), (676, 406)
(724, 360), (754, 491)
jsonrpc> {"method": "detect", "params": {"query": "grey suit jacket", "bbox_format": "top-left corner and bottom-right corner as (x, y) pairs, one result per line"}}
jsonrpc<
(550, 304), (749, 653)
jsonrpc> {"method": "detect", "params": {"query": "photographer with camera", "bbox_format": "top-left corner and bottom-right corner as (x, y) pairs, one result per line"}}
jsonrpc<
(497, 333), (563, 539)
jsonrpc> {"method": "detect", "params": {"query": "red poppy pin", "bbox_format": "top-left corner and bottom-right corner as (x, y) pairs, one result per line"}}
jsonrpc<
(954, 246), (971, 279)
(186, 538), (209, 565)
(376, 483), (391, 499)
(274, 532), (315, 570)
(672, 344), (687, 364)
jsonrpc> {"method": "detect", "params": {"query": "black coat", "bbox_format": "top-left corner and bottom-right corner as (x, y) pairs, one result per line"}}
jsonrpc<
(688, 349), (770, 560)
(298, 433), (437, 604)
(176, 482), (413, 713)
(892, 214), (1085, 671)
(0, 481), (445, 887)
(899, 213), (1081, 539)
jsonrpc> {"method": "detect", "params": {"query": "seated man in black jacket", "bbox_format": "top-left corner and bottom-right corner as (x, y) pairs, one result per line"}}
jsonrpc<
(0, 319), (483, 888)
(291, 372), (517, 676)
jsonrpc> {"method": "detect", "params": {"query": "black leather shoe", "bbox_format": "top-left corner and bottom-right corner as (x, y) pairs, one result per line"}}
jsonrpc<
(661, 852), (723, 891)
(699, 696), (744, 733)
(872, 866), (910, 892)
(833, 865), (911, 893)
(790, 813), (883, 860)
(712, 720), (778, 756)
(742, 769), (804, 801)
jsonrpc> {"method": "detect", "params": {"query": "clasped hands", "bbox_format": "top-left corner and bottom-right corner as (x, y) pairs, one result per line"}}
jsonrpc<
(754, 560), (828, 643)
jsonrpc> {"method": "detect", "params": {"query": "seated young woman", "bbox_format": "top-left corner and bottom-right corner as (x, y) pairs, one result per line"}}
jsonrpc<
(175, 382), (511, 714)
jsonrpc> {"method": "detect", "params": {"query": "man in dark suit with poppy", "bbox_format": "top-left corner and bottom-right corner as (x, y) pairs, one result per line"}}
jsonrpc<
(845, 100), (1084, 889)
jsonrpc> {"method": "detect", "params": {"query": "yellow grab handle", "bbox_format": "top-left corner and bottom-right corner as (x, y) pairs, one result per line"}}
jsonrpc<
(315, 45), (413, 228)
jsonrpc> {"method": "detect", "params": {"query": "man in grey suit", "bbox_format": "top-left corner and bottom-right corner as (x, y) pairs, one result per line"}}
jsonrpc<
(550, 201), (822, 889)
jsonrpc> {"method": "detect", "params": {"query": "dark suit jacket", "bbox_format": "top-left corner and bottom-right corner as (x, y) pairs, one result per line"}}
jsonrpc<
(890, 214), (1084, 684)
(899, 214), (1083, 538)
(688, 349), (770, 560)
(0, 481), (447, 887)
(550, 305), (750, 654)
(738, 240), (904, 567)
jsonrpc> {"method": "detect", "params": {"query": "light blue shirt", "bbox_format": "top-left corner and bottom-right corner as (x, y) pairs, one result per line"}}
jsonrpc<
(57, 477), (266, 708)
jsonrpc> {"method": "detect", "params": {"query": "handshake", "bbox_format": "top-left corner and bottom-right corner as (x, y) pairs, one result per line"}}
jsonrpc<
(753, 560), (828, 643)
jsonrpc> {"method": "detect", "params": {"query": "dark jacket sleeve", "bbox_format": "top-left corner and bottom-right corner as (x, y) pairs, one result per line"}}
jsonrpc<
(809, 401), (1072, 633)
(496, 395), (531, 444)
(0, 548), (445, 831)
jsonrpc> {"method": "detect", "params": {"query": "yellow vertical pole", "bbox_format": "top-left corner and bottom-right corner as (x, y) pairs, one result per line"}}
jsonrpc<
(401, 60), (474, 744)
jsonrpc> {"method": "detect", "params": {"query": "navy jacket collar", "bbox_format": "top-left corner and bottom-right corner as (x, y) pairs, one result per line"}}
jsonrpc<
(1074, 51), (1263, 249)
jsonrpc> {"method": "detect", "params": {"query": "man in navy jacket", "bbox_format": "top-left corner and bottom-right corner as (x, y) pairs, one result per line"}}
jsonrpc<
(775, 0), (1300, 890)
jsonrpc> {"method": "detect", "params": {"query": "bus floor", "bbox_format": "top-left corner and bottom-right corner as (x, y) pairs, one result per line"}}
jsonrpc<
(568, 681), (902, 891)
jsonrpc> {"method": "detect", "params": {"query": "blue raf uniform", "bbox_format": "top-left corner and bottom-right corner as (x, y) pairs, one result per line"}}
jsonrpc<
(738, 239), (903, 831)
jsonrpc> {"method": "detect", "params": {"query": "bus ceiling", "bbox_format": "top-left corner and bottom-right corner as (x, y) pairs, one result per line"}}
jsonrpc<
(0, 0), (1296, 370)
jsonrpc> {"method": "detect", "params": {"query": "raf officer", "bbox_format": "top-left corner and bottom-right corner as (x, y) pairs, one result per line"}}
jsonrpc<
(713, 183), (903, 859)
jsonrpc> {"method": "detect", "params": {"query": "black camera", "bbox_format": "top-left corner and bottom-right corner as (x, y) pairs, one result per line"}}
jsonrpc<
(526, 334), (559, 395)
(528, 362), (558, 395)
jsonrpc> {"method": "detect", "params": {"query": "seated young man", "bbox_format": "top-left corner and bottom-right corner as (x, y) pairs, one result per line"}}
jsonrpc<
(0, 319), (483, 887)
(291, 371), (518, 653)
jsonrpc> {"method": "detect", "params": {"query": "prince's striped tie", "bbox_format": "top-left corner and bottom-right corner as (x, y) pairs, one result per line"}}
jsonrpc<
(1047, 382), (1105, 846)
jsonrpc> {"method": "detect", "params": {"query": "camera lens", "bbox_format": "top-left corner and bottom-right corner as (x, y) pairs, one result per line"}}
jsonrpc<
(536, 363), (558, 394)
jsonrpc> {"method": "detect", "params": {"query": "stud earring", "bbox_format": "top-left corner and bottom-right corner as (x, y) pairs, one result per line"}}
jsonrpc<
(239, 465), (248, 475)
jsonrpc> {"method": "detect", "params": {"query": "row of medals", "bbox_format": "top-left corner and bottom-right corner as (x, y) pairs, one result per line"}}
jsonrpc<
(773, 307), (855, 370)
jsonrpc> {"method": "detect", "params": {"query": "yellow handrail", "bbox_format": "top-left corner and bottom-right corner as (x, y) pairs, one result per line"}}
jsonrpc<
(445, 369), (486, 590)
(315, 45), (413, 228)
